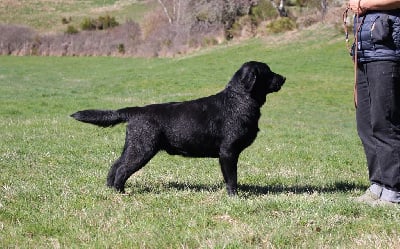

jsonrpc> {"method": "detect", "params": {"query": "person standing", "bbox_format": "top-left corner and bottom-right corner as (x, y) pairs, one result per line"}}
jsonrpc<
(348, 0), (400, 205)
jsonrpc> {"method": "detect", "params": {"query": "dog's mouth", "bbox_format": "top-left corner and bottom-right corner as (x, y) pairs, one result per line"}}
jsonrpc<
(279, 76), (286, 86)
(273, 75), (286, 91)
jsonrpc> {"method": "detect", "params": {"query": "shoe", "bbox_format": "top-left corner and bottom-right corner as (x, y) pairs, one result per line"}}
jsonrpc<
(354, 188), (380, 205)
(355, 188), (399, 207)
(373, 199), (399, 207)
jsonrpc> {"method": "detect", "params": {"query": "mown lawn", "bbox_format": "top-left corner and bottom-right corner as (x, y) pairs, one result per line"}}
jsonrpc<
(1, 26), (399, 248)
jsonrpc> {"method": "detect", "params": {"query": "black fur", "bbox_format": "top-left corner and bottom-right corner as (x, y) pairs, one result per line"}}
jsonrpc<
(71, 61), (285, 195)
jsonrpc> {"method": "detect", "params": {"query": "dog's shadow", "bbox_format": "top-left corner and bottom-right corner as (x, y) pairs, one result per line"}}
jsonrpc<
(128, 181), (367, 197)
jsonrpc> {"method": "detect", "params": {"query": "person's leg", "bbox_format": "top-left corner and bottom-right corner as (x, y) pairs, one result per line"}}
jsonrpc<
(356, 63), (381, 188)
(367, 61), (400, 203)
(355, 63), (383, 203)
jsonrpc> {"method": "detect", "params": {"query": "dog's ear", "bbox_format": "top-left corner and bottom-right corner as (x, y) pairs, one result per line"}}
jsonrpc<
(241, 68), (257, 92)
(228, 62), (259, 93)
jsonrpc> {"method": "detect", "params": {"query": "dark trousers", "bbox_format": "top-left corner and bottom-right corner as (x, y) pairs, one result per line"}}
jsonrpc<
(356, 61), (400, 192)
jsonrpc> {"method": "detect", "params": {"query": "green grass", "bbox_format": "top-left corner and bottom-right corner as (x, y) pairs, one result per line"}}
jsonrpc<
(1, 26), (400, 248)
(0, 0), (156, 32)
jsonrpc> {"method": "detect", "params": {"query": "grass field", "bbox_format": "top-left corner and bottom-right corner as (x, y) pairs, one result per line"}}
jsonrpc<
(0, 0), (156, 32)
(1, 26), (400, 248)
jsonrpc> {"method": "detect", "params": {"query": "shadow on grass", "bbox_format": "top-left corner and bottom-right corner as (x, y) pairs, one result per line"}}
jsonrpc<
(238, 181), (368, 197)
(128, 181), (368, 196)
(126, 181), (223, 194)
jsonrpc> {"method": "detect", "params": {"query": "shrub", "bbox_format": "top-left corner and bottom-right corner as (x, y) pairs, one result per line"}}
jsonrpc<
(65, 25), (79, 34)
(0, 24), (35, 55)
(80, 15), (119, 31)
(80, 17), (95, 31)
(227, 15), (254, 39)
(117, 44), (125, 54)
(61, 17), (71, 24)
(250, 0), (278, 24)
(202, 37), (218, 46)
(266, 17), (297, 33)
(97, 15), (119, 30)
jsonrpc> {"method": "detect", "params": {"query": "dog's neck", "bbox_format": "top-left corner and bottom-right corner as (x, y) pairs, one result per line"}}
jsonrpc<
(224, 86), (264, 107)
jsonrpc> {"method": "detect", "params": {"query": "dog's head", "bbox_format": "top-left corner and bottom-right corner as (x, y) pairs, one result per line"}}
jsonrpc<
(227, 61), (286, 105)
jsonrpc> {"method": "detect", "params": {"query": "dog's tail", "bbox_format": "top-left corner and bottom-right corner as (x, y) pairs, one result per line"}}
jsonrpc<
(70, 109), (129, 127)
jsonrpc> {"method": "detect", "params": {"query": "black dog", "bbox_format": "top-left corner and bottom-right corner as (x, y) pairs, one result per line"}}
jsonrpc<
(71, 61), (285, 195)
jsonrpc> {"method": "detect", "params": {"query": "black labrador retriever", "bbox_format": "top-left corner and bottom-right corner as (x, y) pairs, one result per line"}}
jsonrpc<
(71, 61), (285, 195)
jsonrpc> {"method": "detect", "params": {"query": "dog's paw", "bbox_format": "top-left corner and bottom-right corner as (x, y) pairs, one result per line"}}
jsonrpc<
(227, 189), (238, 197)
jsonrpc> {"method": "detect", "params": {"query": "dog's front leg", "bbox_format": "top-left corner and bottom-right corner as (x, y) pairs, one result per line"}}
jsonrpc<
(219, 151), (239, 196)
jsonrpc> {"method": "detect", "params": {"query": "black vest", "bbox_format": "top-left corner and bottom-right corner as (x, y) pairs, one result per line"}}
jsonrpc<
(353, 10), (400, 62)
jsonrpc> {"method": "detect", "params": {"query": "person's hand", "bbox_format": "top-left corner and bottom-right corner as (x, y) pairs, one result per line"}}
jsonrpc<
(348, 0), (367, 15)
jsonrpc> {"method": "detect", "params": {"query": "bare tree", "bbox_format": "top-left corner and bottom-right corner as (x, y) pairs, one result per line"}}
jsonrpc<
(157, 0), (184, 24)
(269, 0), (287, 17)
(320, 0), (328, 20)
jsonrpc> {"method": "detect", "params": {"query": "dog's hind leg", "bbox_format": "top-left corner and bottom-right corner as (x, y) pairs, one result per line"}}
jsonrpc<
(112, 147), (157, 193)
(107, 158), (121, 188)
(107, 144), (127, 188)
(107, 129), (131, 188)
(219, 149), (239, 196)
(112, 123), (160, 193)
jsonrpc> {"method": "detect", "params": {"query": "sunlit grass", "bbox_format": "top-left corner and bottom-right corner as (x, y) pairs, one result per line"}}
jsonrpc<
(1, 26), (399, 248)
(0, 0), (153, 32)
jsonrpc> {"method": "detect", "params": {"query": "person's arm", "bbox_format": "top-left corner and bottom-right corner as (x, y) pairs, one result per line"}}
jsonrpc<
(349, 0), (400, 14)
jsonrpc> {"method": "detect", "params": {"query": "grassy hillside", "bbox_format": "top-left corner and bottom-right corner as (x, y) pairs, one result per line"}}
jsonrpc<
(0, 0), (156, 32)
(1, 26), (400, 248)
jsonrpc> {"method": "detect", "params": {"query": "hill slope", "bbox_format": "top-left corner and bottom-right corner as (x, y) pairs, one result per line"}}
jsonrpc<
(0, 0), (156, 32)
